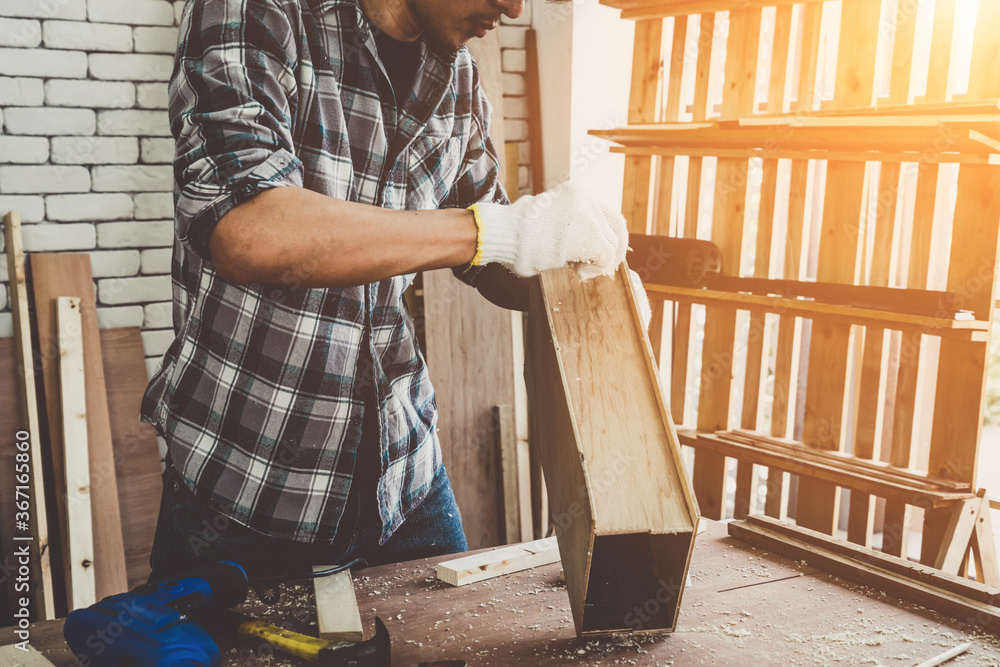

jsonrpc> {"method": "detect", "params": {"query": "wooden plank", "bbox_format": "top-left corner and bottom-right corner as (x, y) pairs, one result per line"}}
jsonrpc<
(795, 0), (881, 535)
(312, 568), (363, 643)
(692, 7), (761, 520)
(672, 12), (716, 424)
(621, 18), (664, 233)
(608, 143), (998, 165)
(57, 297), (96, 610)
(526, 265), (699, 634)
(436, 537), (560, 586)
(767, 0), (823, 510)
(525, 28), (544, 195)
(504, 142), (520, 201)
(2, 211), (55, 620)
(497, 404), (524, 544)
(700, 276), (960, 317)
(850, 0), (921, 546)
(30, 254), (127, 604)
(728, 518), (1000, 634)
(740, 514), (1000, 606)
(99, 328), (162, 589)
(723, 430), (967, 491)
(643, 285), (987, 338)
(609, 0), (824, 21)
(684, 434), (969, 507)
(0, 644), (55, 666)
(734, 3), (794, 520)
(966, 0), (1000, 103)
(649, 15), (689, 362)
(922, 165), (1000, 564)
(934, 491), (986, 576)
(592, 123), (1000, 157)
(972, 500), (1000, 586)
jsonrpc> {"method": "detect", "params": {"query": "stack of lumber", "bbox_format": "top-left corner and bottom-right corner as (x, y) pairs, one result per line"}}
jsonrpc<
(598, 0), (1000, 590)
(1, 211), (164, 623)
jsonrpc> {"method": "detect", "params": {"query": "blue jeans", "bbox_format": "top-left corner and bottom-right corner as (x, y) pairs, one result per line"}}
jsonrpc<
(148, 461), (468, 584)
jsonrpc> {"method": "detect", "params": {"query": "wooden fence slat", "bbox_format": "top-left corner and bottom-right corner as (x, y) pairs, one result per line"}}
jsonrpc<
(672, 13), (717, 425)
(692, 8), (762, 520)
(735, 4), (794, 520)
(622, 18), (664, 234)
(794, 0), (882, 535)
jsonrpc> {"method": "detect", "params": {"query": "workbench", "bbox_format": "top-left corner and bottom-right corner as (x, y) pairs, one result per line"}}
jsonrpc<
(4, 521), (999, 666)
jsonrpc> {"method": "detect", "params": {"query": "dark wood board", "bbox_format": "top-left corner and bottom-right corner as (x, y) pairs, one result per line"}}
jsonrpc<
(7, 522), (1000, 665)
(99, 328), (162, 589)
(29, 254), (128, 605)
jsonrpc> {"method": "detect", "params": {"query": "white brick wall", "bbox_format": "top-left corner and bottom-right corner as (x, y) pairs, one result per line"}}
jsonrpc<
(0, 3), (179, 374)
(0, 5), (537, 378)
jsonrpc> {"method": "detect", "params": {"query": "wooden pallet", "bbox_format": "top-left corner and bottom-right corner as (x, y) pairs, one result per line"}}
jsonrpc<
(602, 0), (1000, 576)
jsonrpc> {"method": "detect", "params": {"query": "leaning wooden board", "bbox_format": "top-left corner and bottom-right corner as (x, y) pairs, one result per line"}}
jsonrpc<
(3, 212), (55, 620)
(9, 521), (1000, 666)
(99, 328), (162, 589)
(29, 254), (128, 605)
(526, 264), (699, 635)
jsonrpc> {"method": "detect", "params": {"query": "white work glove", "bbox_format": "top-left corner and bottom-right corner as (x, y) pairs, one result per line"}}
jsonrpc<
(628, 269), (652, 333)
(471, 181), (628, 280)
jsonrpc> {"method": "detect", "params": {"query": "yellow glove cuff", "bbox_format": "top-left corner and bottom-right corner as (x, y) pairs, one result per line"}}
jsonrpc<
(467, 203), (486, 269)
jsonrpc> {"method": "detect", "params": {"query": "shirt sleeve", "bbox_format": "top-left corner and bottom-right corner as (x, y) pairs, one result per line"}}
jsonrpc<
(445, 59), (510, 287)
(170, 0), (304, 261)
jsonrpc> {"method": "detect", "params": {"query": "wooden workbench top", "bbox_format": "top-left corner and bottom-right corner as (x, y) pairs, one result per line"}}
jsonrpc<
(4, 521), (999, 665)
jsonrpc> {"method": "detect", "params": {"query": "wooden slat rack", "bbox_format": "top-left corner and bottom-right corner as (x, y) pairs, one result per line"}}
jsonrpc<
(604, 0), (1000, 587)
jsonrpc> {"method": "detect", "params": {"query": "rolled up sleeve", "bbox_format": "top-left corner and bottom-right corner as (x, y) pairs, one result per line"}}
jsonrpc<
(170, 0), (304, 261)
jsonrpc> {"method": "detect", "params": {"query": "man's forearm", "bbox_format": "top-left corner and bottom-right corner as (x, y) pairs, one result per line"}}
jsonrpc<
(209, 186), (479, 288)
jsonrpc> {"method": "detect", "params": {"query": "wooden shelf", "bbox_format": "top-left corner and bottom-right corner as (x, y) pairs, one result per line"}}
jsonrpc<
(592, 119), (1000, 164)
(601, 0), (824, 20)
(645, 284), (990, 340)
(678, 430), (973, 508)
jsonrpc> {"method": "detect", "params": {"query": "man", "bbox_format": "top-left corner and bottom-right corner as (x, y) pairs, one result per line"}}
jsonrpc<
(142, 0), (631, 583)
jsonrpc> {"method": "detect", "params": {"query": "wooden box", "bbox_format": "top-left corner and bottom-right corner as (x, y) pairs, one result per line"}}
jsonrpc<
(526, 264), (699, 635)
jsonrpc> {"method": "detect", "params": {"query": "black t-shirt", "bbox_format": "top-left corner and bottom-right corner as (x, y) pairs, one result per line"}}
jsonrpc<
(374, 31), (422, 100)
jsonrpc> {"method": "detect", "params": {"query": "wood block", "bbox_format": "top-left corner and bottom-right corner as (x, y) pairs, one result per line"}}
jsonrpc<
(525, 265), (699, 635)
(2, 212), (55, 620)
(99, 328), (162, 589)
(312, 568), (363, 643)
(0, 644), (55, 666)
(57, 297), (96, 610)
(29, 254), (127, 603)
(436, 537), (560, 587)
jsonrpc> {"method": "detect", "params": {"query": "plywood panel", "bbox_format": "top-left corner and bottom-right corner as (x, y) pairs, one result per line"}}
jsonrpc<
(100, 328), (162, 588)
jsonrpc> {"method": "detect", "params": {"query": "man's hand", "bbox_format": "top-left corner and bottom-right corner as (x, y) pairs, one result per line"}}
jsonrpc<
(473, 181), (628, 280)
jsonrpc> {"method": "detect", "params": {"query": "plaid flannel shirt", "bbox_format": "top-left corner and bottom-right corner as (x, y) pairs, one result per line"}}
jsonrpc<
(141, 0), (506, 545)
